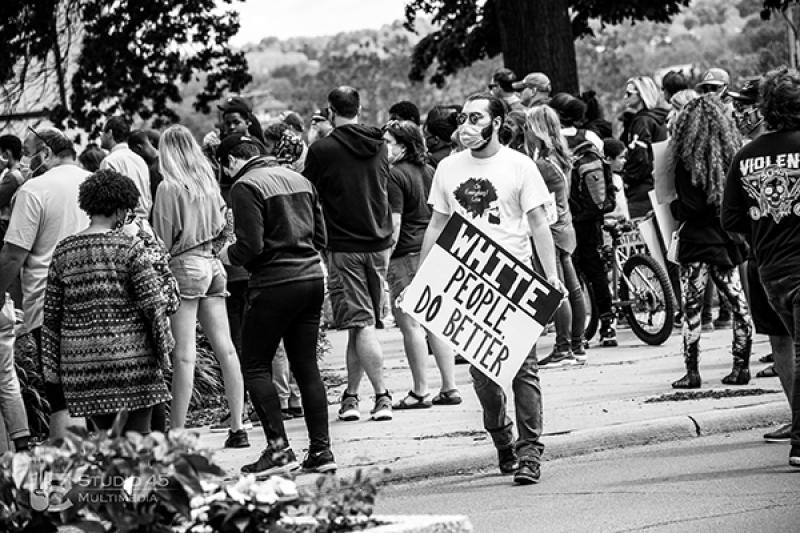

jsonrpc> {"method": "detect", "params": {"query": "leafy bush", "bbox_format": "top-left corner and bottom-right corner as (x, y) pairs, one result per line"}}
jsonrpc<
(13, 334), (50, 440)
(0, 419), (384, 533)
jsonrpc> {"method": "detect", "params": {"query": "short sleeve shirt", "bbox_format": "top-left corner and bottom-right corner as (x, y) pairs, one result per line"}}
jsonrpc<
(5, 164), (90, 331)
(100, 143), (152, 219)
(428, 146), (551, 263)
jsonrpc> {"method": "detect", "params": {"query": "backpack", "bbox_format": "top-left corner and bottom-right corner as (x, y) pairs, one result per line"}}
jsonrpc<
(567, 130), (616, 218)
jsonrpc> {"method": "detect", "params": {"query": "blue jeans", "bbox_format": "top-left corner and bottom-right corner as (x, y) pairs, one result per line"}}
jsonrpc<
(0, 294), (30, 445)
(469, 346), (544, 462)
(762, 275), (800, 448)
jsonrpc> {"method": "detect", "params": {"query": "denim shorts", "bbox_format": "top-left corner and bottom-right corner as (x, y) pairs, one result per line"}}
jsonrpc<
(327, 249), (389, 329)
(387, 253), (420, 313)
(169, 252), (229, 299)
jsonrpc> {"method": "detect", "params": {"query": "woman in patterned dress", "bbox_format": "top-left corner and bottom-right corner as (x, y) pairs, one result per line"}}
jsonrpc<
(42, 169), (173, 433)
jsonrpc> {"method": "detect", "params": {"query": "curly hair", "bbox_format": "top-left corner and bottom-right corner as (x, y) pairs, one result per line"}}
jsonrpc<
(384, 120), (427, 166)
(79, 169), (140, 217)
(668, 94), (743, 207)
(760, 66), (800, 132)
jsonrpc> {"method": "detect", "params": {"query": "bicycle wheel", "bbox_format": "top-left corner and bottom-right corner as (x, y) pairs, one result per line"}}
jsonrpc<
(581, 274), (598, 342)
(619, 254), (674, 345)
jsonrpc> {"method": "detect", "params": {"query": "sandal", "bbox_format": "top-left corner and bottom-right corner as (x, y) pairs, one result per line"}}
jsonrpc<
(432, 389), (463, 406)
(756, 364), (779, 378)
(393, 391), (432, 409)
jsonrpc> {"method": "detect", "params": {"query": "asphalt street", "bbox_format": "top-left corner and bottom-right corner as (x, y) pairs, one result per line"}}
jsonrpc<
(375, 428), (800, 533)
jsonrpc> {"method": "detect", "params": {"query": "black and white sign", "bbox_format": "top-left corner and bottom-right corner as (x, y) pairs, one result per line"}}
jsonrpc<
(399, 214), (563, 387)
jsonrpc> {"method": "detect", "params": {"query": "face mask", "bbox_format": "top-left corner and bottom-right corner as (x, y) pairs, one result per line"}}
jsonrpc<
(458, 122), (493, 151)
(29, 149), (50, 177)
(387, 144), (405, 164)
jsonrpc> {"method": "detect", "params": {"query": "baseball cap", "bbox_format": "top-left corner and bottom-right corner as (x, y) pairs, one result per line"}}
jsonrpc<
(696, 68), (730, 90)
(512, 72), (552, 92)
(727, 77), (760, 104)
(490, 68), (517, 92)
(217, 96), (252, 115)
(215, 132), (266, 165)
(311, 107), (331, 122)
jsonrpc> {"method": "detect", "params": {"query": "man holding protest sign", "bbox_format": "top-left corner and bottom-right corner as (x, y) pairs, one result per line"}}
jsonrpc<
(415, 93), (563, 485)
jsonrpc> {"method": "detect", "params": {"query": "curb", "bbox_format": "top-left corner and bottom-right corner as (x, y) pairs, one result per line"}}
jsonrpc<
(380, 400), (787, 482)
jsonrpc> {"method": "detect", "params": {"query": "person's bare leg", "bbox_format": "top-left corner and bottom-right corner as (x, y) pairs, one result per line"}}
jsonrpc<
(395, 310), (429, 396)
(197, 297), (244, 432)
(428, 334), (457, 392)
(345, 331), (363, 396)
(352, 325), (386, 394)
(169, 298), (200, 429)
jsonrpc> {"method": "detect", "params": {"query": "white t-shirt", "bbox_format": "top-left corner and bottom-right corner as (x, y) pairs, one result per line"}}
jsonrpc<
(5, 164), (90, 331)
(100, 143), (152, 218)
(428, 146), (552, 263)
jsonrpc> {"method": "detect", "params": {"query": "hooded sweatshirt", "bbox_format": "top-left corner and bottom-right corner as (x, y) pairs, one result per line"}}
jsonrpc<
(622, 106), (668, 217)
(303, 124), (393, 252)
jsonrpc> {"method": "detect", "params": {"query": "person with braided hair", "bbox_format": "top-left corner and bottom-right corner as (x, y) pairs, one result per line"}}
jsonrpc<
(669, 94), (752, 389)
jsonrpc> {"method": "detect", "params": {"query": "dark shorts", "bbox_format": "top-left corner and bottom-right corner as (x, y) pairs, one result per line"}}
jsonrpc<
(169, 252), (229, 299)
(327, 249), (389, 329)
(388, 252), (420, 314)
(747, 260), (789, 336)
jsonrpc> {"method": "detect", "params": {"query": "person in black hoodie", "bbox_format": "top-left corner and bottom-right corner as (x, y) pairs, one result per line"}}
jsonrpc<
(303, 86), (394, 423)
(722, 67), (800, 468)
(621, 76), (668, 218)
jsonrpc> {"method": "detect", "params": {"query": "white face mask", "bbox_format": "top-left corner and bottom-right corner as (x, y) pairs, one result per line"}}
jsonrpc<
(458, 122), (493, 151)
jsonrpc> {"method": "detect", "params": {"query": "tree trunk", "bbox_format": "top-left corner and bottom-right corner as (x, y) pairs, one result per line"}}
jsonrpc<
(493, 0), (579, 94)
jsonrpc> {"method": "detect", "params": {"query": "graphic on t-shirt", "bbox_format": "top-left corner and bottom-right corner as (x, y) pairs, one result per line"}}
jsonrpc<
(740, 164), (800, 223)
(453, 178), (501, 224)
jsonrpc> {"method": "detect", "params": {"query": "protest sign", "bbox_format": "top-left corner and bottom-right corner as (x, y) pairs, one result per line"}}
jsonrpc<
(399, 214), (563, 387)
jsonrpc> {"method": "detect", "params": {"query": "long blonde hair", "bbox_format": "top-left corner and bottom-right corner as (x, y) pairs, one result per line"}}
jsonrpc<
(524, 105), (572, 176)
(159, 125), (217, 198)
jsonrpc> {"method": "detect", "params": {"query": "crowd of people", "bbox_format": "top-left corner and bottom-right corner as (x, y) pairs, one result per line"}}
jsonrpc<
(0, 61), (798, 487)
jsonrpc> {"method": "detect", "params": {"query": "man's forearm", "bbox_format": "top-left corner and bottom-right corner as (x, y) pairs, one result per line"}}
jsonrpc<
(531, 224), (558, 280)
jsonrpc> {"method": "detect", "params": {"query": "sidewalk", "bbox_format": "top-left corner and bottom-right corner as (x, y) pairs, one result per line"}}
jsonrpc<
(201, 325), (789, 482)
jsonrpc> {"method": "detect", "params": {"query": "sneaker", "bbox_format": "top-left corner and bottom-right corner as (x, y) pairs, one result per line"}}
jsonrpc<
(759, 353), (774, 364)
(790, 446), (800, 468)
(281, 409), (295, 420)
(338, 393), (360, 422)
(513, 459), (541, 485)
(370, 391), (393, 421)
(539, 350), (578, 368)
(302, 449), (337, 473)
(210, 411), (254, 433)
(763, 423), (791, 443)
(701, 321), (714, 332)
(241, 447), (299, 476)
(224, 429), (250, 449)
(598, 321), (617, 347)
(571, 340), (587, 358)
(288, 406), (304, 418)
(497, 446), (517, 475)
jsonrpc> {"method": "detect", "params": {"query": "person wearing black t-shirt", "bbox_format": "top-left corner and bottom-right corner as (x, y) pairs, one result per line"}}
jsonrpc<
(722, 67), (800, 468)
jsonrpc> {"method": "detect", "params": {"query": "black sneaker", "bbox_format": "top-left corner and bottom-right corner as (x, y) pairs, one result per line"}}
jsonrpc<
(497, 446), (517, 475)
(241, 447), (299, 476)
(538, 350), (578, 368)
(224, 429), (250, 449)
(764, 423), (791, 442)
(288, 406), (304, 418)
(790, 446), (800, 468)
(302, 449), (337, 474)
(513, 460), (541, 485)
(599, 322), (618, 347)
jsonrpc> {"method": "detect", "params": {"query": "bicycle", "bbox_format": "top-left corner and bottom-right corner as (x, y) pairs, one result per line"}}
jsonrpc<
(581, 218), (675, 346)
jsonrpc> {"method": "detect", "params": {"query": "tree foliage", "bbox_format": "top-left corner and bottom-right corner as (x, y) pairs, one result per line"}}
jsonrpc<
(404, 0), (691, 88)
(0, 0), (251, 130)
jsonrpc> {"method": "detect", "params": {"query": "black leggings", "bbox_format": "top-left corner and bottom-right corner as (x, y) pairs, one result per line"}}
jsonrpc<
(573, 219), (613, 317)
(91, 407), (153, 435)
(241, 279), (330, 453)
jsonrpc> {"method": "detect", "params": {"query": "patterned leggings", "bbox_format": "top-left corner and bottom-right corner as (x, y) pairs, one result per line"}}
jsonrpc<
(680, 263), (752, 356)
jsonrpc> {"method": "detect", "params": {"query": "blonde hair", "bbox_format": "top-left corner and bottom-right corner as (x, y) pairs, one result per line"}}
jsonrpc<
(159, 125), (217, 198)
(524, 105), (572, 176)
